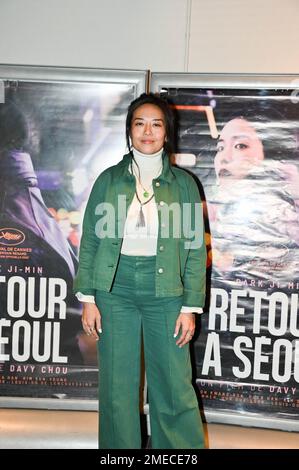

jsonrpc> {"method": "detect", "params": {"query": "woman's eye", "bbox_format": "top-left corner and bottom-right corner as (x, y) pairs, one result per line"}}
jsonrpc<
(235, 143), (248, 150)
(153, 123), (162, 127)
(135, 122), (143, 126)
(216, 145), (224, 152)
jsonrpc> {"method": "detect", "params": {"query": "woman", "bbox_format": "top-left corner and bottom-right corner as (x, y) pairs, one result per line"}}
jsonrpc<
(214, 116), (265, 184)
(209, 108), (299, 276)
(74, 93), (207, 449)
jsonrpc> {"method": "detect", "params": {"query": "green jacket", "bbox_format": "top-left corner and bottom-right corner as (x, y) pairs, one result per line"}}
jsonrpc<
(73, 152), (207, 307)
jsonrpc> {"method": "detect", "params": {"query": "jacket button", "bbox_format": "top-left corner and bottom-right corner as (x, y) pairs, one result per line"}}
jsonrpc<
(159, 245), (164, 251)
(155, 181), (160, 187)
(158, 268), (164, 274)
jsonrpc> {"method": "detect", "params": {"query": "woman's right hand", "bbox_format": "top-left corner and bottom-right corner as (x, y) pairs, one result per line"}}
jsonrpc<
(81, 302), (102, 341)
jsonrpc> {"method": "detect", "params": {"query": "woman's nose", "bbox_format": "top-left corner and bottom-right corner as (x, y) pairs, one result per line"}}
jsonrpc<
(218, 147), (233, 163)
(144, 123), (152, 135)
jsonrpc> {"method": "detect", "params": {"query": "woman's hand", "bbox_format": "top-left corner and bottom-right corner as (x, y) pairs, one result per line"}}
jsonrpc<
(174, 312), (196, 348)
(81, 302), (102, 341)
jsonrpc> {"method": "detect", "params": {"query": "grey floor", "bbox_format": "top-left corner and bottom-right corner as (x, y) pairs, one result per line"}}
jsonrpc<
(0, 409), (299, 449)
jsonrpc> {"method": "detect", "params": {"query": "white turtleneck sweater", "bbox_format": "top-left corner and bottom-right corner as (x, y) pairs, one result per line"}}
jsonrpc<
(121, 147), (162, 255)
(76, 147), (202, 314)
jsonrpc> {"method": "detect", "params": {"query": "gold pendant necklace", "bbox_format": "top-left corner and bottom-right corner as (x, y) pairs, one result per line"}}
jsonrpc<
(131, 159), (162, 198)
(135, 188), (154, 228)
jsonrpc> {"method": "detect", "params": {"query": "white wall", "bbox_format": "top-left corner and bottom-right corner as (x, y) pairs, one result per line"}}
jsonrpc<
(188, 0), (299, 73)
(0, 0), (298, 73)
(0, 0), (188, 71)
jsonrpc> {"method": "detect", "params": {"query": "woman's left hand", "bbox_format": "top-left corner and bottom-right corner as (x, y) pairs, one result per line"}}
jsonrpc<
(174, 312), (196, 348)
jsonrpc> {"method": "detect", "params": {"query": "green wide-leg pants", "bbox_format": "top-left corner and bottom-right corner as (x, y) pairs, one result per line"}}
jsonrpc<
(96, 254), (204, 449)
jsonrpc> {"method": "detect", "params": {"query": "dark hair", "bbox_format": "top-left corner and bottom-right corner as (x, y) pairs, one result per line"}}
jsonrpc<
(0, 100), (29, 151)
(125, 92), (175, 156)
(216, 101), (298, 161)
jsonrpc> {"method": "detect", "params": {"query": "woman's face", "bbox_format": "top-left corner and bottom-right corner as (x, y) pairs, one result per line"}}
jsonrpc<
(130, 103), (167, 154)
(214, 118), (264, 183)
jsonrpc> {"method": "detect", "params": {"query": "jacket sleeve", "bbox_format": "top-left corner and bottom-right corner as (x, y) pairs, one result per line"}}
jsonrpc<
(73, 175), (104, 296)
(182, 176), (207, 308)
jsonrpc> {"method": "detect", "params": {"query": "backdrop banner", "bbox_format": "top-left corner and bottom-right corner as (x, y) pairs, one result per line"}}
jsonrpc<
(153, 76), (299, 429)
(0, 65), (147, 404)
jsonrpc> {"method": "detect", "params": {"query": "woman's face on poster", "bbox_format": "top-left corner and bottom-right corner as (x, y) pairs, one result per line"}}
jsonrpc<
(214, 118), (264, 183)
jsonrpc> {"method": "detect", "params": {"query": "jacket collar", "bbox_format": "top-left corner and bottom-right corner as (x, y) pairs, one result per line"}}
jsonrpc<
(120, 151), (175, 183)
